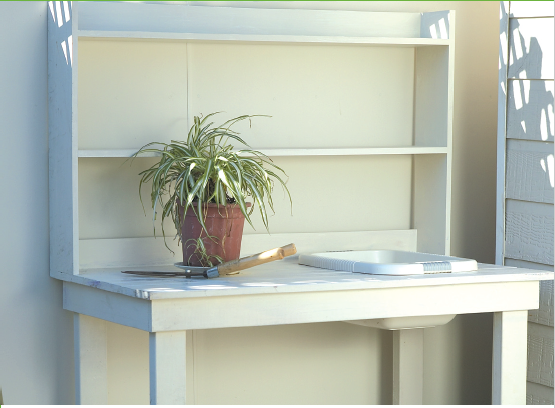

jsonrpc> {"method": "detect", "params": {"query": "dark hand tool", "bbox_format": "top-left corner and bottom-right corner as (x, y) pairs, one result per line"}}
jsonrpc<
(122, 243), (297, 279)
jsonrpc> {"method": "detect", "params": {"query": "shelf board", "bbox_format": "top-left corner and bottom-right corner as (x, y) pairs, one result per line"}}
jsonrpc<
(78, 147), (449, 158)
(78, 31), (450, 47)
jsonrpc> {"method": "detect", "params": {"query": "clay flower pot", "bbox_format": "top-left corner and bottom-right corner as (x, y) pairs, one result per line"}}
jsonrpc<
(179, 202), (251, 266)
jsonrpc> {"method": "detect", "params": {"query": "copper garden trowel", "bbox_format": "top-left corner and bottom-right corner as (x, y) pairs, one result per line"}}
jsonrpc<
(122, 243), (297, 279)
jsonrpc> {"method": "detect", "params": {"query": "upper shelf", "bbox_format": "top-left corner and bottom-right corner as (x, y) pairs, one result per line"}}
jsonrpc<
(68, 2), (452, 45)
(78, 147), (449, 158)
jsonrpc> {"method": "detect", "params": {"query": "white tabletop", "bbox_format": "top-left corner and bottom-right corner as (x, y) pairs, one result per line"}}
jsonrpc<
(62, 258), (554, 300)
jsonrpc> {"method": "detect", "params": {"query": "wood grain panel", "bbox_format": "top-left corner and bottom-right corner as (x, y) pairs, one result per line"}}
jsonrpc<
(506, 80), (554, 142)
(505, 259), (554, 327)
(508, 18), (554, 80)
(527, 322), (554, 387)
(526, 381), (554, 405)
(505, 140), (554, 204)
(505, 200), (554, 265)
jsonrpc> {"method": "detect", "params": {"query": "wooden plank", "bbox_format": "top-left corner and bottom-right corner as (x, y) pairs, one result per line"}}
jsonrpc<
(63, 278), (543, 331)
(412, 155), (449, 255)
(77, 2), (423, 39)
(508, 18), (554, 80)
(77, 147), (450, 158)
(505, 258), (554, 327)
(74, 313), (108, 404)
(149, 331), (187, 405)
(492, 310), (528, 405)
(526, 381), (554, 405)
(147, 281), (540, 332)
(505, 140), (554, 204)
(393, 329), (424, 404)
(506, 80), (554, 142)
(64, 282), (152, 331)
(527, 321), (554, 387)
(79, 230), (417, 271)
(505, 200), (554, 265)
(496, 1), (511, 265)
(510, 1), (554, 18)
(48, 0), (79, 276)
(78, 31), (450, 47)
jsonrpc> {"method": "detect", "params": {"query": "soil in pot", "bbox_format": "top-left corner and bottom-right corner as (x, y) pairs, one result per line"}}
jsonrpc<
(179, 202), (251, 266)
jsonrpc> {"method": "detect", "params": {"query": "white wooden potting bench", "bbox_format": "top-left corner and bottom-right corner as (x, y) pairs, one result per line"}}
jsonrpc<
(47, 2), (554, 404)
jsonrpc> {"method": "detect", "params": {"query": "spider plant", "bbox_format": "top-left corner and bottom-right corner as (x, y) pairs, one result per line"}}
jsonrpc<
(133, 112), (291, 248)
(185, 236), (223, 267)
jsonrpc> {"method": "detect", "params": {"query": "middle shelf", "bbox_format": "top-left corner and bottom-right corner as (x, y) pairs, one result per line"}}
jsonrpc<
(78, 146), (449, 158)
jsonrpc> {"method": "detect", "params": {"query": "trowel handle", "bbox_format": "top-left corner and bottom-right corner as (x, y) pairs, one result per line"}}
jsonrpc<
(217, 243), (297, 275)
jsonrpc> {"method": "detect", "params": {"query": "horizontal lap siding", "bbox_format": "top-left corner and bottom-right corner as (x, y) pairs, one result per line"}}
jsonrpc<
(505, 140), (554, 204)
(505, 200), (554, 265)
(501, 4), (555, 402)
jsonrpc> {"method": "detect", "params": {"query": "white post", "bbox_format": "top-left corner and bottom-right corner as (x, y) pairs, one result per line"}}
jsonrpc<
(393, 328), (424, 405)
(149, 331), (187, 405)
(492, 310), (528, 405)
(74, 313), (108, 404)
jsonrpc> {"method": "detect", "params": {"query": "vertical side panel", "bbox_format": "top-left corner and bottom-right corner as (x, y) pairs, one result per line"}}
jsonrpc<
(413, 154), (447, 255)
(496, 2), (510, 265)
(420, 10), (450, 40)
(48, 1), (78, 276)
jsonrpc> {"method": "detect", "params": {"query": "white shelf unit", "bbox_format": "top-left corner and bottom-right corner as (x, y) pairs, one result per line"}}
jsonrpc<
(48, 2), (455, 278)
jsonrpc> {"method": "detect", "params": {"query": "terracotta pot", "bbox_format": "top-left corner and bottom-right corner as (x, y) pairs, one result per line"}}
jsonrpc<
(179, 202), (250, 266)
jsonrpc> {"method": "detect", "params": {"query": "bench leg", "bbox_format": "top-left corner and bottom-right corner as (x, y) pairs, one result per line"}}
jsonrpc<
(393, 328), (424, 404)
(492, 310), (528, 405)
(74, 313), (108, 404)
(149, 330), (187, 404)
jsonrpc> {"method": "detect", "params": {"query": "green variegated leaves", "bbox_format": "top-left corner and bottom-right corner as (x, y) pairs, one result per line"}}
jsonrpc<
(132, 113), (291, 250)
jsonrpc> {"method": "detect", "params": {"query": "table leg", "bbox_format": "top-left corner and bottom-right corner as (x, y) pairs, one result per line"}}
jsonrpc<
(74, 313), (108, 404)
(492, 310), (528, 405)
(393, 328), (424, 405)
(149, 331), (187, 404)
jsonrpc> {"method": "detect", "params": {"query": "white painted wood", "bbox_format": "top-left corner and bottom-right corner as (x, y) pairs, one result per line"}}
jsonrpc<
(492, 310), (528, 405)
(505, 199), (554, 265)
(48, 0), (79, 276)
(508, 18), (554, 80)
(78, 39), (189, 150)
(527, 381), (554, 405)
(412, 155), (448, 255)
(62, 266), (549, 331)
(510, 1), (555, 18)
(77, 2), (424, 39)
(496, 1), (511, 266)
(527, 321), (554, 387)
(506, 80), (554, 142)
(420, 11), (451, 40)
(393, 329), (424, 405)
(79, 31), (450, 47)
(505, 140), (554, 204)
(149, 331), (187, 405)
(187, 43), (415, 150)
(79, 230), (416, 269)
(78, 146), (450, 158)
(413, 46), (449, 148)
(66, 263), (551, 303)
(74, 313), (108, 404)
